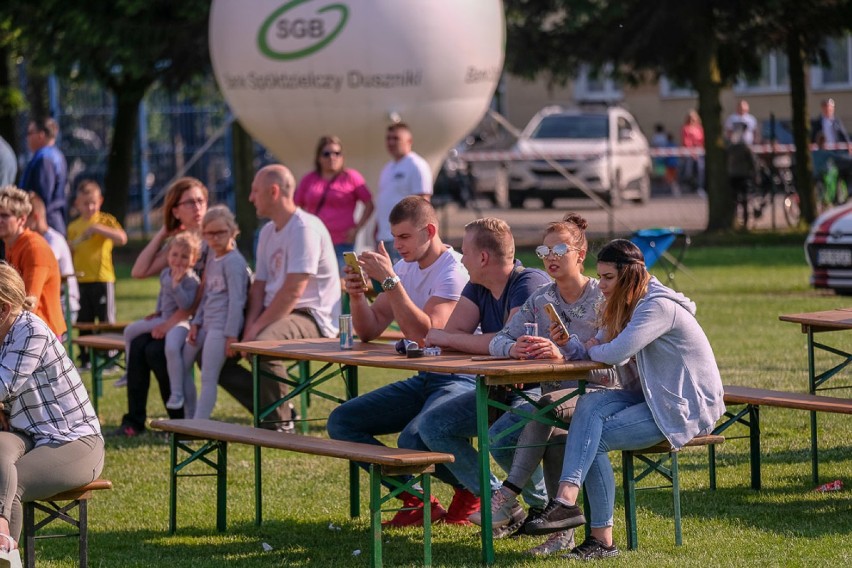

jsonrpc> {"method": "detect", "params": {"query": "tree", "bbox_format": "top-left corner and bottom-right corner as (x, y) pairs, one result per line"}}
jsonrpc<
(4, 0), (211, 222)
(503, 1), (769, 231)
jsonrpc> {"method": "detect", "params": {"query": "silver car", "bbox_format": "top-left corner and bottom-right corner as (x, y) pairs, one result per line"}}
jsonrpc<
(508, 105), (652, 208)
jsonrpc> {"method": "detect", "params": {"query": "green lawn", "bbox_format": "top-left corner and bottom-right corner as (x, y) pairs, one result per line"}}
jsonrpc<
(37, 241), (852, 567)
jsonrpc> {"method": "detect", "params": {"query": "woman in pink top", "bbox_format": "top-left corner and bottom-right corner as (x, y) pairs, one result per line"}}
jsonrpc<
(680, 110), (705, 191)
(294, 135), (375, 273)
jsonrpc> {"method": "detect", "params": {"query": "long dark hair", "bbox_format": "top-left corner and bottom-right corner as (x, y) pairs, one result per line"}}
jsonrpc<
(597, 239), (650, 340)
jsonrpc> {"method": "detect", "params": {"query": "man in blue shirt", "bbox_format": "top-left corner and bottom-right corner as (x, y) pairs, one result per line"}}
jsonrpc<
(20, 117), (68, 235)
(417, 217), (551, 532)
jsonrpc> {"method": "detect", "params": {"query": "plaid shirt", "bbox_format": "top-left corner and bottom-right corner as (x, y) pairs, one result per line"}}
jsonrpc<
(0, 311), (101, 446)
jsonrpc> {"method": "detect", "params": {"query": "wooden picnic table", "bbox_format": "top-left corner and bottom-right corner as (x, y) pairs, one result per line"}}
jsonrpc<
(232, 337), (607, 564)
(779, 308), (852, 483)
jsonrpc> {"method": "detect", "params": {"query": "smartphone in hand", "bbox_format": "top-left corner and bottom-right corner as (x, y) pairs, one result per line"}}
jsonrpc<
(543, 303), (570, 338)
(343, 251), (366, 283)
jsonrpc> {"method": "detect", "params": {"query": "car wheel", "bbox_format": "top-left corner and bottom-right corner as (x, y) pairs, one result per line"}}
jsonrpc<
(509, 190), (525, 208)
(541, 196), (555, 209)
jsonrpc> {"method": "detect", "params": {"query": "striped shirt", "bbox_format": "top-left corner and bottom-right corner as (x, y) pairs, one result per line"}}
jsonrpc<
(1, 311), (101, 446)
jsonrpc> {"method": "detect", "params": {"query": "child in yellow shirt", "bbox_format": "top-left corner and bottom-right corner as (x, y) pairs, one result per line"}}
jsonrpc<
(67, 180), (127, 367)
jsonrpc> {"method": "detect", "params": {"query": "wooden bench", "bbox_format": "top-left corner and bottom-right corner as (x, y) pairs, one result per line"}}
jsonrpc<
(67, 322), (128, 361)
(72, 333), (125, 416)
(713, 385), (852, 489)
(150, 419), (454, 568)
(23, 479), (113, 568)
(621, 434), (724, 550)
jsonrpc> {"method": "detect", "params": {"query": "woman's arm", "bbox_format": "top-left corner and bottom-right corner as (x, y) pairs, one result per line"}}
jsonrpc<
(131, 226), (170, 279)
(588, 298), (673, 364)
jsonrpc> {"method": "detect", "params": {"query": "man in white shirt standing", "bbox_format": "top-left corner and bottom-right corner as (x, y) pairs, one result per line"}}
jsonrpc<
(375, 123), (433, 262)
(219, 164), (341, 432)
(724, 99), (759, 145)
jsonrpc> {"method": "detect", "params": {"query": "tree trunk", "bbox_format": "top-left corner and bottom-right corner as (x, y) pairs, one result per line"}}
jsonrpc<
(231, 120), (256, 256)
(692, 27), (732, 231)
(787, 31), (815, 224)
(103, 88), (144, 223)
(0, 43), (20, 152)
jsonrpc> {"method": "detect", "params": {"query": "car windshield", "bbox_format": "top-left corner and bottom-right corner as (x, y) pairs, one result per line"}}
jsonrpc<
(530, 114), (608, 140)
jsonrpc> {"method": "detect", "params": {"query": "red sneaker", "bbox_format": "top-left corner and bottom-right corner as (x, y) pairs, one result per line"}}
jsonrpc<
(442, 487), (480, 525)
(383, 492), (447, 527)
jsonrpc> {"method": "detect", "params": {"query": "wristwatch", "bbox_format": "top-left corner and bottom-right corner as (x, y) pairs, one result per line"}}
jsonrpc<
(381, 275), (401, 291)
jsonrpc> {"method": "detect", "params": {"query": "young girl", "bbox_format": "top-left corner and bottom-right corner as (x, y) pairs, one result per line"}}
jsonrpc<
(0, 262), (103, 558)
(182, 206), (250, 420)
(121, 233), (201, 411)
(525, 239), (725, 560)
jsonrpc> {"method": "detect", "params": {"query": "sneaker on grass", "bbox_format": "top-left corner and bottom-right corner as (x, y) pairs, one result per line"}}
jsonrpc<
(526, 529), (575, 556)
(113, 374), (128, 388)
(524, 498), (586, 535)
(562, 536), (619, 560)
(468, 488), (524, 529)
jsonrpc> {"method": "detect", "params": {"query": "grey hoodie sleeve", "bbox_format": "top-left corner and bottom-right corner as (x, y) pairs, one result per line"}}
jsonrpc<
(174, 271), (201, 311)
(588, 296), (674, 365)
(489, 297), (536, 357)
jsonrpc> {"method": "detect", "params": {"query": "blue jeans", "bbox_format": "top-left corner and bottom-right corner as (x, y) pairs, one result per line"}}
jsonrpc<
(560, 389), (665, 528)
(327, 371), (476, 486)
(417, 388), (548, 508)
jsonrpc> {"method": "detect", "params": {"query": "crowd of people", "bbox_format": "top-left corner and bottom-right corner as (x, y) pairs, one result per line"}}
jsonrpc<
(0, 117), (732, 562)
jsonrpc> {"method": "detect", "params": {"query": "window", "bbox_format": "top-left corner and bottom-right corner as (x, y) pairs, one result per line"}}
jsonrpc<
(574, 65), (623, 102)
(659, 76), (696, 99)
(735, 51), (789, 94)
(812, 35), (852, 88)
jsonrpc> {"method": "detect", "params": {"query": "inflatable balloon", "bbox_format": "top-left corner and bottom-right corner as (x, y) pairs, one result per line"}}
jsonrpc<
(209, 0), (505, 213)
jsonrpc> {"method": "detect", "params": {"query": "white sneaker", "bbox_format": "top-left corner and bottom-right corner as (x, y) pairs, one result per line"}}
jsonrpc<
(526, 529), (575, 556)
(468, 488), (523, 528)
(165, 394), (185, 410)
(113, 374), (128, 388)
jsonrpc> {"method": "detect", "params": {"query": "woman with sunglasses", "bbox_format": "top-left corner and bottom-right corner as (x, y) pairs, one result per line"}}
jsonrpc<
(294, 136), (374, 273)
(524, 239), (724, 560)
(477, 214), (623, 556)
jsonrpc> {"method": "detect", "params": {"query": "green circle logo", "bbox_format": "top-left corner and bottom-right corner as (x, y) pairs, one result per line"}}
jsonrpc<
(258, 0), (349, 61)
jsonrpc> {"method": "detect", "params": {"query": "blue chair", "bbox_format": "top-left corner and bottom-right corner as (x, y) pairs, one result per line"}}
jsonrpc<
(631, 227), (690, 285)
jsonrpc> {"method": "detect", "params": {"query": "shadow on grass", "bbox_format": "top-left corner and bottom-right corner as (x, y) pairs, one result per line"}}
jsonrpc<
(33, 519), (526, 567)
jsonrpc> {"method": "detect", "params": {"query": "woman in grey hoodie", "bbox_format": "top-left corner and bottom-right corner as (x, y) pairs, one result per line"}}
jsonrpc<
(525, 239), (725, 560)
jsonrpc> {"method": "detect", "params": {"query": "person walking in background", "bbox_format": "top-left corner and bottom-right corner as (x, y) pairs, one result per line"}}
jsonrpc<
(724, 99), (758, 145)
(182, 206), (250, 419)
(121, 232), (200, 415)
(67, 180), (127, 368)
(218, 164), (340, 433)
(525, 239), (725, 560)
(375, 123), (433, 263)
(0, 134), (15, 187)
(295, 135), (375, 273)
(811, 98), (850, 148)
(0, 262), (103, 558)
(0, 186), (65, 339)
(26, 193), (79, 324)
(727, 128), (759, 228)
(19, 117), (68, 235)
(680, 109), (705, 193)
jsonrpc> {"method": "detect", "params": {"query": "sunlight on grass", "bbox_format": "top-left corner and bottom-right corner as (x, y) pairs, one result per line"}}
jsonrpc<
(34, 242), (852, 567)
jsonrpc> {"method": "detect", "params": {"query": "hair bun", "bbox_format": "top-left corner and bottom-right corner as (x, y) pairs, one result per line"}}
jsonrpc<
(562, 212), (588, 231)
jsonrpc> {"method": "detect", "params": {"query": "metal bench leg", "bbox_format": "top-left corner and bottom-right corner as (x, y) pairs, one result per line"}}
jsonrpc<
(748, 405), (761, 490)
(23, 502), (35, 568)
(422, 474), (432, 567)
(217, 441), (228, 532)
(169, 434), (178, 534)
(671, 453), (682, 546)
(369, 466), (383, 568)
(622, 451), (638, 550)
(79, 499), (89, 568)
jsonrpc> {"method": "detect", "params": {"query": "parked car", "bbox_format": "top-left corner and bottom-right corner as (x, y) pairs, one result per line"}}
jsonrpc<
(507, 105), (651, 208)
(805, 201), (852, 294)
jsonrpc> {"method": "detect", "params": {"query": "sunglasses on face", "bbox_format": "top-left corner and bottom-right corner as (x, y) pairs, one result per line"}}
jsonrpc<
(535, 243), (581, 259)
(322, 150), (342, 158)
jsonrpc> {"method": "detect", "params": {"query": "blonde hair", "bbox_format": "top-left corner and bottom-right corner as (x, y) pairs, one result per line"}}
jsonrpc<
(202, 205), (239, 237)
(464, 217), (514, 261)
(170, 231), (202, 258)
(543, 212), (589, 252)
(0, 262), (36, 315)
(0, 186), (33, 218)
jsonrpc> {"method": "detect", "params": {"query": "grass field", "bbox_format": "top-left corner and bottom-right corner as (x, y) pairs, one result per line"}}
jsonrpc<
(34, 240), (852, 567)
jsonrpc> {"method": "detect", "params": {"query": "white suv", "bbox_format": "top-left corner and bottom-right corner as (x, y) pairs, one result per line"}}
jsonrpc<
(508, 105), (652, 208)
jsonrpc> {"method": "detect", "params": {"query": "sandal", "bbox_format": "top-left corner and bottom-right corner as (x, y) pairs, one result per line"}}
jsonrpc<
(0, 533), (22, 568)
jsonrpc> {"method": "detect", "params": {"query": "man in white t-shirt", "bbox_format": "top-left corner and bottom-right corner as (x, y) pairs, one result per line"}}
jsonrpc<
(375, 123), (433, 262)
(219, 164), (341, 431)
(327, 196), (474, 527)
(724, 99), (759, 145)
